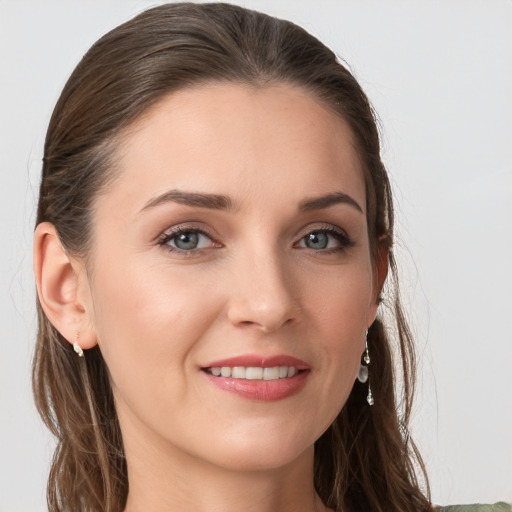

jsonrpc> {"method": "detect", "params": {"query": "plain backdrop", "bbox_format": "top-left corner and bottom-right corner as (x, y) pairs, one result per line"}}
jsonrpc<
(1, 1), (511, 510)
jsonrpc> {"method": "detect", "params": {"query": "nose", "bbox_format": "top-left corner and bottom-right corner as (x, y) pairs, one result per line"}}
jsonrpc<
(226, 250), (299, 334)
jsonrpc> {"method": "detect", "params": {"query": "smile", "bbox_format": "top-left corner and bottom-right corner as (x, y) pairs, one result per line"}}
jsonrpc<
(201, 356), (310, 401)
(205, 366), (299, 380)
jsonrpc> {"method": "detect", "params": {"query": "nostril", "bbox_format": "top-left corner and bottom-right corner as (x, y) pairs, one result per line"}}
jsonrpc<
(260, 317), (294, 334)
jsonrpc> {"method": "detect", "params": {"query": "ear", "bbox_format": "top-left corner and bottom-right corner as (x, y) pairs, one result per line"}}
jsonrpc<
(33, 222), (97, 351)
(374, 235), (390, 301)
(367, 235), (390, 327)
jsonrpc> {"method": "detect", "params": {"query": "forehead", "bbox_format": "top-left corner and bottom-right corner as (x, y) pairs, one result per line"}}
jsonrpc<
(102, 83), (366, 215)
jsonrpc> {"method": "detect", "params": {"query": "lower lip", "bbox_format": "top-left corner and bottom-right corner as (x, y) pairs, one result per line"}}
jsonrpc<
(203, 370), (310, 401)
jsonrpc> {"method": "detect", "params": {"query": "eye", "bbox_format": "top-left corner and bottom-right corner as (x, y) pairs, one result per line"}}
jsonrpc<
(296, 228), (353, 252)
(159, 228), (217, 252)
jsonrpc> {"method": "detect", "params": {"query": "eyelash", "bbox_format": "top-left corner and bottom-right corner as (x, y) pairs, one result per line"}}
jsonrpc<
(157, 225), (354, 255)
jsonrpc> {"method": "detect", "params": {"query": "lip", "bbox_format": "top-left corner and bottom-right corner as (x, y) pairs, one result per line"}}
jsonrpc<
(201, 354), (311, 402)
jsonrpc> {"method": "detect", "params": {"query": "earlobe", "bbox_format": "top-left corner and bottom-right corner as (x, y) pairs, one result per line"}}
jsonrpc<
(33, 222), (97, 350)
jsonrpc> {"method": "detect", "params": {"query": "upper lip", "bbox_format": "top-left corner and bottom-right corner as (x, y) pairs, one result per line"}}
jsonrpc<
(202, 354), (310, 370)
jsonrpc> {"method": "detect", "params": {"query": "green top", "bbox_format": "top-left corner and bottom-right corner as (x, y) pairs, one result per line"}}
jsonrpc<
(437, 504), (511, 512)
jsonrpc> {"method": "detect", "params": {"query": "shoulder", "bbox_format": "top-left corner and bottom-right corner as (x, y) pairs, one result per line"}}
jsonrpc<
(437, 503), (511, 512)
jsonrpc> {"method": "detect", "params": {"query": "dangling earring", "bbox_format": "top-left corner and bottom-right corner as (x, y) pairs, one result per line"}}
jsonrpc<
(73, 332), (84, 357)
(357, 329), (370, 383)
(357, 364), (368, 383)
(357, 329), (374, 405)
(363, 330), (370, 365)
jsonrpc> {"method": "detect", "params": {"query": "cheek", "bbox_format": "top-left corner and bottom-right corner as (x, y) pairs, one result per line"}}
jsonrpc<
(88, 254), (225, 393)
(305, 260), (374, 339)
(297, 262), (374, 428)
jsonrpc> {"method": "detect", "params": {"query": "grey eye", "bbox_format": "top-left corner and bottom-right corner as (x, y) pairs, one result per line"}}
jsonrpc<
(304, 232), (329, 250)
(173, 231), (200, 250)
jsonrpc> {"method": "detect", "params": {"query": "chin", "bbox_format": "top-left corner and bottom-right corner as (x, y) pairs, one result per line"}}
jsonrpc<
(186, 420), (321, 473)
(205, 442), (313, 473)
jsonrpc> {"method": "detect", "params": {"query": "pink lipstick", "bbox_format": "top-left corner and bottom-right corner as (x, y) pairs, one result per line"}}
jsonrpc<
(201, 354), (310, 401)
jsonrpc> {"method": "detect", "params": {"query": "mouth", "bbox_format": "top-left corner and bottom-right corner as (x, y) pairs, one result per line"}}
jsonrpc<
(200, 355), (310, 401)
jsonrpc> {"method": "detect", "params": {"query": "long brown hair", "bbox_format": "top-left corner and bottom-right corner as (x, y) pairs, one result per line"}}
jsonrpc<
(33, 3), (431, 511)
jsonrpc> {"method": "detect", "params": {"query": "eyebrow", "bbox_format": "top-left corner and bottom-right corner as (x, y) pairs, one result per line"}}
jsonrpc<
(299, 192), (363, 214)
(141, 189), (362, 214)
(141, 190), (234, 212)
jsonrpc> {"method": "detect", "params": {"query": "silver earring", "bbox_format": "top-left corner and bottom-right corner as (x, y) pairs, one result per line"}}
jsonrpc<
(363, 330), (370, 364)
(73, 332), (84, 357)
(357, 364), (368, 383)
(367, 384), (374, 406)
(357, 329), (374, 405)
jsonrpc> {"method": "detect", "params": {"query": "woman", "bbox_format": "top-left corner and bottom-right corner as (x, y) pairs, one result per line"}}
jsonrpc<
(31, 3), (509, 512)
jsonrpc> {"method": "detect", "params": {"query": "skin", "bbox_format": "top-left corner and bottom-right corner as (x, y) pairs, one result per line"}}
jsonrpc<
(34, 83), (387, 512)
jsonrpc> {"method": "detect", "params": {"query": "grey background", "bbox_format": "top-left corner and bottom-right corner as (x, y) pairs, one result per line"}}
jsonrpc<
(1, 1), (511, 510)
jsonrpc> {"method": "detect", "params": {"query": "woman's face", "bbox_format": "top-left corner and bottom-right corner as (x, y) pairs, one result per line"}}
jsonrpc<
(83, 83), (381, 472)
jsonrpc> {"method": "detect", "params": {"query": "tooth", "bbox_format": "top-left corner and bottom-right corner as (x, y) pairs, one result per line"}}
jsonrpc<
(211, 367), (221, 376)
(232, 367), (246, 379)
(220, 367), (232, 377)
(287, 367), (297, 377)
(246, 367), (263, 380)
(263, 367), (280, 380)
(279, 366), (288, 378)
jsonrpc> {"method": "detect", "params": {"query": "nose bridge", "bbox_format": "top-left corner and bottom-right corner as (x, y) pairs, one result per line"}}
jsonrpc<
(227, 239), (298, 333)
